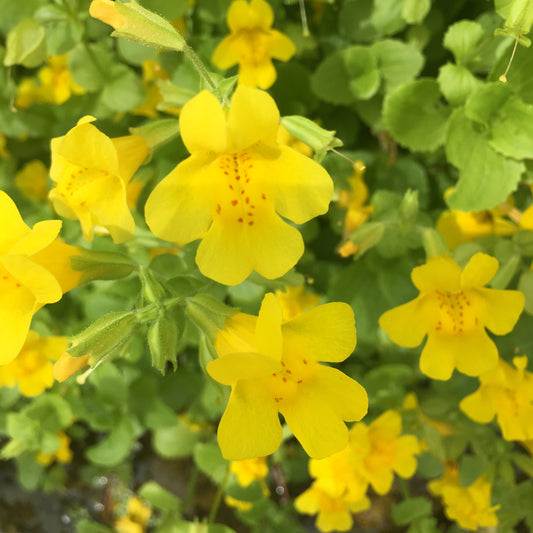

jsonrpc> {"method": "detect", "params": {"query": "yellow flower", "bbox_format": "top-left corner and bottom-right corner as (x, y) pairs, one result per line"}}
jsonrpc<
(224, 495), (253, 512)
(379, 253), (524, 380)
(49, 116), (150, 243)
(460, 356), (533, 441)
(16, 54), (85, 108)
(15, 160), (49, 202)
(274, 285), (320, 321)
(133, 60), (169, 119)
(428, 465), (499, 531)
(36, 431), (73, 466)
(0, 331), (67, 396)
(338, 161), (373, 235)
(207, 292), (367, 459)
(115, 496), (151, 533)
(212, 0), (296, 89)
(230, 456), (269, 486)
(295, 482), (370, 533)
(145, 86), (333, 286)
(0, 191), (80, 365)
(277, 124), (313, 157)
(436, 209), (517, 250)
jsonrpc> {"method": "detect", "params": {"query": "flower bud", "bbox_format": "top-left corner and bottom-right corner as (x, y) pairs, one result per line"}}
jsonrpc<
(148, 313), (178, 373)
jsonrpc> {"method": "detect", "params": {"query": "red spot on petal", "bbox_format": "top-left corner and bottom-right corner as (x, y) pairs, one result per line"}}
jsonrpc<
(229, 185), (234, 190)
(216, 204), (221, 214)
(245, 197), (250, 204)
(282, 377), (287, 382)
(297, 380), (303, 384)
(231, 200), (238, 206)
(248, 221), (254, 226)
(303, 359), (307, 365)
(238, 218), (243, 223)
(235, 175), (240, 180)
(262, 193), (266, 200)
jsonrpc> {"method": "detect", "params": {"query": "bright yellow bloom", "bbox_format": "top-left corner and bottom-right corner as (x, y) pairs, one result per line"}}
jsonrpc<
(212, 0), (296, 89)
(16, 54), (85, 108)
(90, 0), (127, 30)
(0, 191), (79, 365)
(230, 456), (268, 486)
(145, 86), (333, 286)
(460, 356), (533, 441)
(428, 465), (499, 531)
(15, 160), (49, 202)
(49, 116), (150, 243)
(295, 482), (370, 533)
(0, 331), (67, 396)
(36, 431), (73, 466)
(436, 209), (517, 250)
(115, 496), (151, 533)
(274, 285), (320, 320)
(379, 253), (524, 380)
(53, 352), (90, 382)
(207, 293), (367, 459)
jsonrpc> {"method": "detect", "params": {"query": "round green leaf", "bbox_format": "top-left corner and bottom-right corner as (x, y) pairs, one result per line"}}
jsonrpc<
(443, 20), (485, 63)
(383, 78), (451, 151)
(437, 63), (482, 106)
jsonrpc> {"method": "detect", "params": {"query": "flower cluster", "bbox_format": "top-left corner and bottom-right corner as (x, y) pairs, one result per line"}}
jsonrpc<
(428, 464), (499, 531)
(207, 292), (367, 459)
(379, 253), (524, 380)
(295, 410), (420, 532)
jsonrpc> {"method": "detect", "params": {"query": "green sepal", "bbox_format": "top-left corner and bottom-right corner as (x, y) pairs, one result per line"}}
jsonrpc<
(148, 312), (179, 373)
(71, 247), (135, 284)
(186, 294), (240, 342)
(130, 118), (180, 151)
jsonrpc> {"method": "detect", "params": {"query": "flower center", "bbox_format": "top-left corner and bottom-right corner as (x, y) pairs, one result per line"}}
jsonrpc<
(237, 29), (271, 66)
(262, 352), (316, 405)
(214, 150), (269, 228)
(0, 263), (23, 291)
(56, 163), (108, 208)
(434, 290), (479, 335)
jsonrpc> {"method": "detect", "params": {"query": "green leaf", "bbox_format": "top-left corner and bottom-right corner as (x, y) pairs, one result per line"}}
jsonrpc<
(459, 455), (485, 486)
(392, 497), (433, 526)
(518, 270), (533, 314)
(383, 79), (451, 151)
(464, 82), (511, 126)
(489, 95), (533, 158)
(68, 42), (114, 92)
(339, 0), (376, 43)
(139, 481), (181, 512)
(0, 0), (47, 34)
(445, 108), (525, 210)
(130, 118), (180, 151)
(372, 39), (425, 90)
(75, 519), (113, 533)
(311, 46), (380, 104)
(193, 440), (228, 484)
(401, 0), (431, 24)
(371, 0), (407, 36)
(153, 417), (202, 458)
(437, 63), (482, 106)
(4, 18), (46, 67)
(86, 418), (134, 466)
(101, 64), (145, 112)
(24, 394), (73, 433)
(443, 20), (485, 63)
(17, 451), (45, 490)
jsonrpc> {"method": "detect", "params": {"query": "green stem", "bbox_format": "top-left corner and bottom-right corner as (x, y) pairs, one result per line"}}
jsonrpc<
(208, 469), (229, 524)
(183, 464), (199, 514)
(398, 477), (411, 499)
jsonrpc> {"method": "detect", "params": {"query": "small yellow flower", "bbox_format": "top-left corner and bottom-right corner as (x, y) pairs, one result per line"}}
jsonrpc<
(145, 86), (333, 286)
(338, 161), (373, 235)
(274, 285), (320, 321)
(0, 191), (80, 365)
(16, 54), (85, 108)
(115, 496), (151, 533)
(224, 495), (253, 512)
(212, 0), (296, 89)
(89, 0), (128, 29)
(49, 116), (150, 243)
(460, 356), (533, 441)
(207, 292), (367, 459)
(0, 331), (67, 396)
(295, 482), (370, 533)
(379, 253), (524, 380)
(230, 456), (269, 486)
(428, 465), (499, 531)
(53, 352), (90, 382)
(133, 60), (170, 119)
(15, 160), (49, 202)
(36, 431), (73, 466)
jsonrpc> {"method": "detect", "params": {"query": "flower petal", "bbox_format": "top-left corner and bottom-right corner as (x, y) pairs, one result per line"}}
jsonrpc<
(269, 30), (296, 60)
(227, 0), (273, 32)
(460, 253), (498, 289)
(1, 255), (62, 304)
(180, 91), (227, 153)
(419, 333), (457, 380)
(56, 121), (119, 175)
(478, 287), (524, 335)
(460, 389), (496, 424)
(111, 134), (149, 183)
(212, 36), (239, 69)
(260, 146), (333, 224)
(282, 303), (356, 363)
(308, 365), (368, 422)
(453, 328), (499, 376)
(218, 379), (282, 459)
(411, 255), (461, 293)
(227, 85), (279, 150)
(0, 286), (36, 365)
(254, 293), (282, 359)
(281, 393), (349, 459)
(145, 153), (216, 246)
(214, 313), (257, 356)
(207, 352), (281, 385)
(0, 191), (30, 252)
(239, 60), (277, 90)
(379, 295), (435, 348)
(9, 220), (61, 257)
